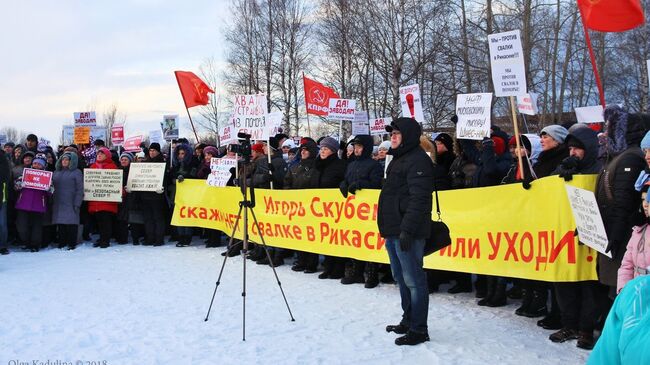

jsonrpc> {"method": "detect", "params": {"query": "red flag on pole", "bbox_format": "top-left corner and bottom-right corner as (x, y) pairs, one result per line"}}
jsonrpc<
(303, 75), (339, 116)
(174, 71), (215, 108)
(577, 0), (645, 32)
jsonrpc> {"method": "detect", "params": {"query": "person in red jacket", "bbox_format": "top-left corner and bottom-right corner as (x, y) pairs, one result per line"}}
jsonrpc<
(88, 147), (118, 248)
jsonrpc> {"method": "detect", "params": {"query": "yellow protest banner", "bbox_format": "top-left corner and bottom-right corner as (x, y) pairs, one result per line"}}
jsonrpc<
(74, 126), (91, 144)
(172, 175), (599, 282)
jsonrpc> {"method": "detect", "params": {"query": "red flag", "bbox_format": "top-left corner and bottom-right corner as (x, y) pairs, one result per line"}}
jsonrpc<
(174, 71), (215, 108)
(577, 0), (645, 32)
(303, 75), (339, 116)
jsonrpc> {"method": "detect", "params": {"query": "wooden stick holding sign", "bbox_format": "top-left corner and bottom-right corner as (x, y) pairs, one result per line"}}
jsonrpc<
(509, 96), (524, 178)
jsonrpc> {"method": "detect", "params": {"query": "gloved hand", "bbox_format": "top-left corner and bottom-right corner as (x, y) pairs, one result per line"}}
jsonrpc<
(348, 182), (359, 195)
(522, 180), (531, 190)
(558, 156), (580, 181)
(481, 137), (494, 148)
(339, 181), (348, 198)
(605, 240), (618, 258)
(399, 231), (414, 251)
(450, 115), (459, 125)
(177, 175), (185, 183)
(48, 185), (55, 194)
(155, 187), (164, 194)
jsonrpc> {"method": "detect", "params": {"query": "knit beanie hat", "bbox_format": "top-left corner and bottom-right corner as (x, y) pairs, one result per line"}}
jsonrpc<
(252, 142), (265, 154)
(97, 147), (111, 158)
(120, 152), (134, 162)
(641, 131), (650, 150)
(434, 132), (453, 152)
(540, 125), (569, 144)
(319, 137), (339, 153)
(149, 142), (161, 153)
(203, 146), (218, 157)
(378, 141), (391, 151)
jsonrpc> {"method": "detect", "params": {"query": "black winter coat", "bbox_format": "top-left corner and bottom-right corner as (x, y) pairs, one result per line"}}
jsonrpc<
(270, 151), (288, 189)
(284, 157), (319, 189)
(378, 119), (434, 239)
(533, 144), (568, 178)
(315, 154), (346, 188)
(460, 139), (511, 187)
(342, 135), (382, 190)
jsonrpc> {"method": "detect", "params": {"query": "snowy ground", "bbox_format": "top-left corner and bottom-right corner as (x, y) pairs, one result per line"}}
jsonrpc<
(1, 240), (590, 365)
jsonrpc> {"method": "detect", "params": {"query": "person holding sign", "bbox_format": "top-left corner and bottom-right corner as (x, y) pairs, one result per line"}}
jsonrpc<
(51, 152), (83, 250)
(140, 143), (168, 247)
(168, 143), (198, 247)
(87, 147), (119, 248)
(545, 125), (602, 349)
(14, 155), (53, 252)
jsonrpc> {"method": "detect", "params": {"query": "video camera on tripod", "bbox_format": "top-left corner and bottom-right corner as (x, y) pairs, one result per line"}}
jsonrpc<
(228, 132), (253, 163)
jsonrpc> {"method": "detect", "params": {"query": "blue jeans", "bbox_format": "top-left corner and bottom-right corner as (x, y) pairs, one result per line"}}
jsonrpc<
(385, 237), (429, 334)
(0, 202), (7, 248)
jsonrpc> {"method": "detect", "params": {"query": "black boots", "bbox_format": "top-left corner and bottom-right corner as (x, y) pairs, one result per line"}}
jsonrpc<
(395, 331), (430, 346)
(341, 260), (365, 285)
(364, 263), (379, 289)
(176, 235), (192, 247)
(523, 289), (548, 317)
(515, 289), (532, 316)
(386, 324), (408, 334)
(478, 277), (507, 307)
(576, 331), (595, 350)
(549, 328), (579, 343)
(0, 248), (8, 255)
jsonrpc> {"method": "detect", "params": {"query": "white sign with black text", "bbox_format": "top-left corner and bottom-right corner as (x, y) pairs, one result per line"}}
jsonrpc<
(488, 30), (527, 97)
(565, 185), (611, 258)
(455, 93), (493, 140)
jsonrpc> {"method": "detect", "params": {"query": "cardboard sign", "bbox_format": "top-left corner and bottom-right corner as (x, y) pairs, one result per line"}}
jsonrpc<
(206, 157), (238, 187)
(565, 185), (611, 258)
(455, 93), (493, 140)
(399, 84), (425, 122)
(370, 118), (388, 136)
(83, 169), (123, 202)
(149, 129), (164, 145)
(163, 115), (179, 140)
(22, 168), (52, 191)
(74, 111), (97, 126)
(488, 30), (527, 97)
(111, 125), (124, 145)
(575, 105), (604, 124)
(123, 135), (143, 153)
(327, 98), (356, 120)
(74, 127), (91, 144)
(517, 93), (538, 116)
(352, 110), (369, 135)
(127, 163), (166, 192)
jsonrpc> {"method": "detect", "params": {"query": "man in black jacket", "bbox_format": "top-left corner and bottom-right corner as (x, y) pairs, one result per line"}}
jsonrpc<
(379, 117), (434, 346)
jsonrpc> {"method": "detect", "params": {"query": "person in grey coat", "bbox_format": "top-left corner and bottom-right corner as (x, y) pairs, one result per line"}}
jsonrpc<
(51, 152), (83, 250)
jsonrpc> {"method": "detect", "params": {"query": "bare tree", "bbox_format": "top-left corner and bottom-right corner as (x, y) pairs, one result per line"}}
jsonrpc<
(101, 103), (126, 147)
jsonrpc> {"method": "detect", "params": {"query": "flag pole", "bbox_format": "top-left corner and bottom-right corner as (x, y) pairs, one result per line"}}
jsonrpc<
(509, 96), (525, 177)
(302, 72), (311, 137)
(578, 6), (606, 108)
(174, 72), (201, 143)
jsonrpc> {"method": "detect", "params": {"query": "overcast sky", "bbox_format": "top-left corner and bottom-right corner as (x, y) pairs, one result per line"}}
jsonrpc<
(0, 0), (230, 144)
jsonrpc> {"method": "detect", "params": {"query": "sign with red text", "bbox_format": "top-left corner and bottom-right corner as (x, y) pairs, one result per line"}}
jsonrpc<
(517, 93), (538, 115)
(219, 124), (236, 146)
(370, 118), (388, 136)
(74, 111), (97, 126)
(399, 84), (425, 122)
(455, 93), (493, 140)
(327, 98), (356, 120)
(207, 157), (238, 187)
(22, 168), (52, 191)
(123, 135), (143, 152)
(111, 125), (125, 145)
(488, 30), (527, 97)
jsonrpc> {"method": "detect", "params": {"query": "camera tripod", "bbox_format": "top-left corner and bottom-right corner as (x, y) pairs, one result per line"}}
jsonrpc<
(204, 152), (295, 341)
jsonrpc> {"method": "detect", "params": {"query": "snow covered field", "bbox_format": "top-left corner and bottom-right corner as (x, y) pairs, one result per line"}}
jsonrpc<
(1, 242), (590, 365)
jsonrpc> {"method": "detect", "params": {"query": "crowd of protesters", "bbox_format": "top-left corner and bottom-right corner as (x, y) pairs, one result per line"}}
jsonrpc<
(1, 105), (649, 352)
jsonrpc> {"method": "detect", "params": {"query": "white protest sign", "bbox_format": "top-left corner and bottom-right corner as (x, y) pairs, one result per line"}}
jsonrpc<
(219, 123), (236, 146)
(399, 84), (425, 122)
(327, 98), (356, 120)
(384, 155), (393, 179)
(488, 30), (527, 97)
(455, 93), (493, 140)
(517, 93), (538, 115)
(266, 111), (283, 138)
(232, 94), (270, 140)
(83, 169), (123, 202)
(62, 125), (74, 144)
(126, 163), (166, 192)
(370, 118), (388, 136)
(149, 129), (164, 144)
(575, 105), (604, 124)
(74, 111), (97, 126)
(162, 115), (179, 140)
(352, 110), (369, 135)
(565, 185), (611, 258)
(206, 157), (238, 187)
